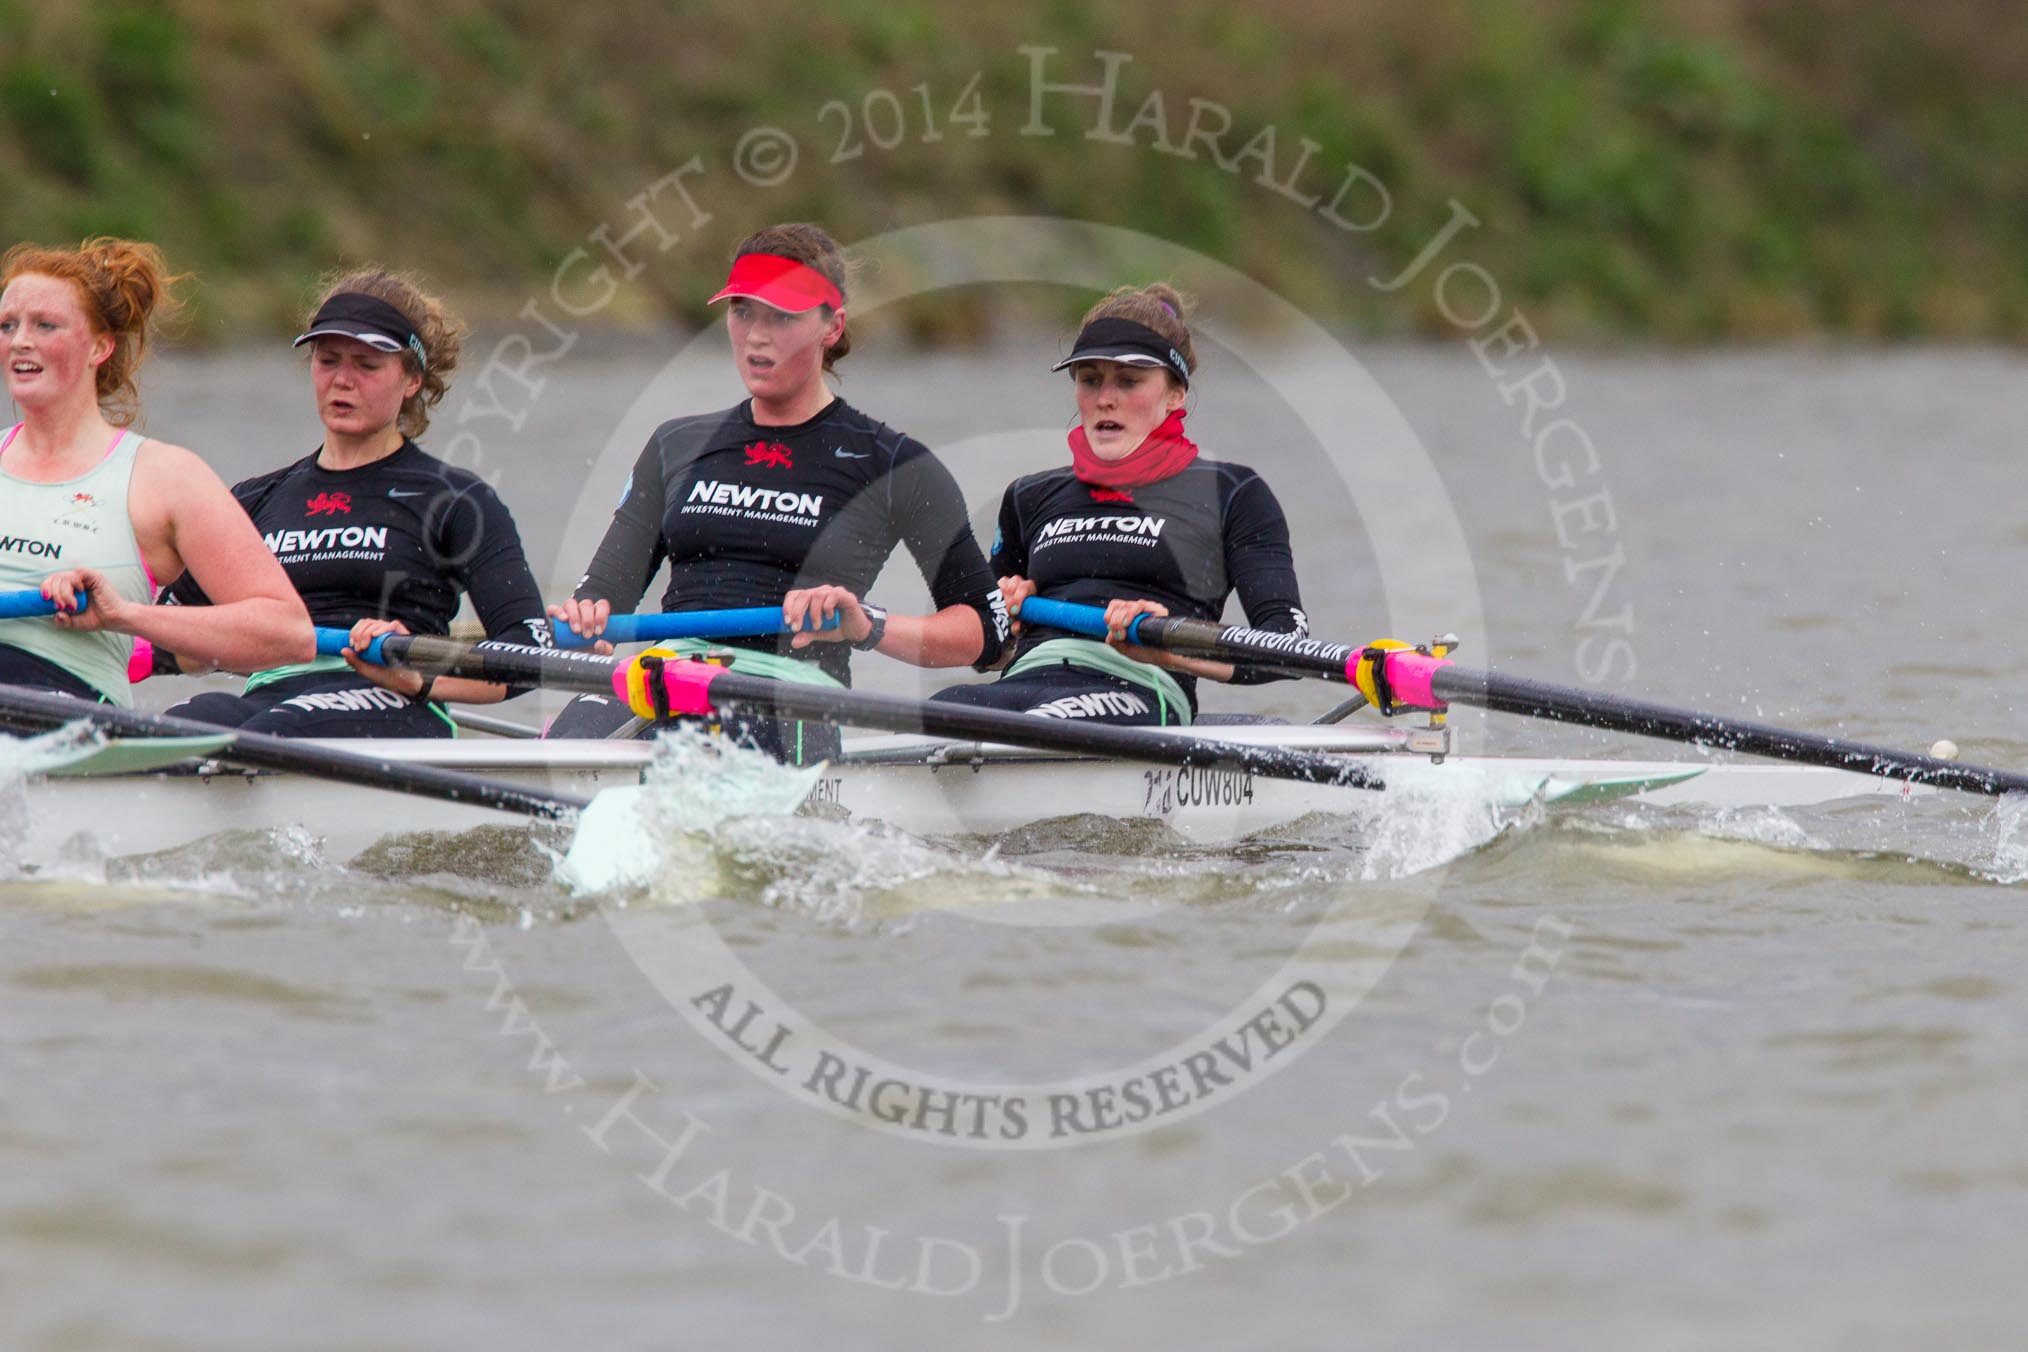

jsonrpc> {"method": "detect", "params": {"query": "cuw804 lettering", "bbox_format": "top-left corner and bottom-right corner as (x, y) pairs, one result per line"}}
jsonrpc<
(1142, 767), (1255, 815)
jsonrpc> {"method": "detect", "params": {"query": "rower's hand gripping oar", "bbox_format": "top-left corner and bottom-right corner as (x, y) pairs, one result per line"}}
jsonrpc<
(3, 588), (159, 685)
(354, 633), (1382, 790)
(1017, 597), (2028, 799)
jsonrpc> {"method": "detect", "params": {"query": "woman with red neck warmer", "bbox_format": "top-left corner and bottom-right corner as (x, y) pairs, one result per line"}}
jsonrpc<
(932, 283), (1306, 728)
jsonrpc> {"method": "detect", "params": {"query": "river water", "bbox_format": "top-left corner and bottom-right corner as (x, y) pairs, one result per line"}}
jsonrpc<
(4, 341), (2027, 1349)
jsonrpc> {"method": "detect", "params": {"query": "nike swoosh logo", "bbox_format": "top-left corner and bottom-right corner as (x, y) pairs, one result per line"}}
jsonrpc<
(833, 448), (869, 459)
(388, 488), (426, 498)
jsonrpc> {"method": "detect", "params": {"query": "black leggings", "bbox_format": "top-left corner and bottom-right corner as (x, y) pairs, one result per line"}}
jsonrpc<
(0, 645), (114, 702)
(164, 672), (455, 739)
(931, 665), (1185, 727)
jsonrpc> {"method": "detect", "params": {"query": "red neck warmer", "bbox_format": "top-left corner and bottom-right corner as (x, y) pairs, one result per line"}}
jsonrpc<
(1069, 408), (1199, 488)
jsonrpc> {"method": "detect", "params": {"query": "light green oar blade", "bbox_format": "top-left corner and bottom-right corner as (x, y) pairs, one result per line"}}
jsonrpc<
(38, 734), (237, 778)
(1539, 767), (1706, 805)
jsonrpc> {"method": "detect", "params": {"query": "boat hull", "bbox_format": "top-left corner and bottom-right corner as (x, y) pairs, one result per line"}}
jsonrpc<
(3, 725), (1935, 871)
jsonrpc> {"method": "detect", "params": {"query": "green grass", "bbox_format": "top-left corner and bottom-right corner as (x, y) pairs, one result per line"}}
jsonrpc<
(0, 0), (2021, 342)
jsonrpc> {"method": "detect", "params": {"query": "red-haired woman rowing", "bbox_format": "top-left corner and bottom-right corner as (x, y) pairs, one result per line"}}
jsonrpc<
(0, 238), (310, 704)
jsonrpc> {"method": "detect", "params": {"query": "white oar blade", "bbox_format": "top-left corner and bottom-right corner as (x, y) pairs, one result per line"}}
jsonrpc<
(555, 731), (828, 895)
(557, 786), (660, 894)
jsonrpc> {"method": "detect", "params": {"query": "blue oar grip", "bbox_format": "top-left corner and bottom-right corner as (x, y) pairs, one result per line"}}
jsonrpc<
(0, 589), (87, 619)
(323, 607), (850, 662)
(314, 627), (389, 664)
(552, 606), (842, 650)
(1015, 596), (1148, 641)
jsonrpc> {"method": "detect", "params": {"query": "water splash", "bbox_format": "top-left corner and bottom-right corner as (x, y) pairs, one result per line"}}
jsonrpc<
(1355, 764), (1537, 881)
(1984, 793), (2028, 884)
(558, 732), (1579, 910)
(1700, 805), (1820, 851)
(558, 727), (1274, 920)
(557, 724), (825, 897)
(1540, 788), (2028, 886)
(0, 723), (101, 878)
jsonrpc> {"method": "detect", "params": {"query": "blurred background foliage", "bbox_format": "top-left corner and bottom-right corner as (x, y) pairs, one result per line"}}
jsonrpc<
(0, 0), (2021, 342)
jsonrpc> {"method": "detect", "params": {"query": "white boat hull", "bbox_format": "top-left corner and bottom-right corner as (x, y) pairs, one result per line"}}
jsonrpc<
(4, 724), (1936, 872)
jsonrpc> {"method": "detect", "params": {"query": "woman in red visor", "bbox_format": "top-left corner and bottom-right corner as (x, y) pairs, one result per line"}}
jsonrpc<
(546, 223), (1006, 761)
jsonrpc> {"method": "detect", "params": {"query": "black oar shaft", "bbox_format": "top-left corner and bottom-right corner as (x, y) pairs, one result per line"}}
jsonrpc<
(1056, 601), (2028, 799)
(1012, 600), (1361, 682)
(1426, 665), (2028, 797)
(1132, 615), (1357, 681)
(711, 670), (1368, 784)
(0, 686), (587, 819)
(386, 636), (1379, 789)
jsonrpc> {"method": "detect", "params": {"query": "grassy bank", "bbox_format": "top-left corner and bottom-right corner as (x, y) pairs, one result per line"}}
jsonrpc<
(1, 0), (2023, 342)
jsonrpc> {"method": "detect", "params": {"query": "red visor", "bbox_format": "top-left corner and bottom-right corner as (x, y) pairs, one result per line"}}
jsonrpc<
(706, 254), (844, 313)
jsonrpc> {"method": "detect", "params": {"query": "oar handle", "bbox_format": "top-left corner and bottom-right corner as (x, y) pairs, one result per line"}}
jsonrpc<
(551, 607), (840, 650)
(1015, 597), (1146, 642)
(0, 589), (88, 619)
(317, 608), (848, 665)
(0, 590), (147, 682)
(1020, 597), (1364, 680)
(314, 627), (391, 664)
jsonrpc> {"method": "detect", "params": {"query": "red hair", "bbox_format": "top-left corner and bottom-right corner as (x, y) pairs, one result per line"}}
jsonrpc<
(1, 237), (185, 427)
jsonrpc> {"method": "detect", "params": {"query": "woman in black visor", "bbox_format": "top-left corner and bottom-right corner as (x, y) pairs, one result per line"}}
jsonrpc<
(155, 269), (547, 737)
(932, 283), (1307, 727)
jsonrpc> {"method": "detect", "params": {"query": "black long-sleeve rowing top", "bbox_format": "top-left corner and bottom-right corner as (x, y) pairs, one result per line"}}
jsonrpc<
(573, 398), (1007, 685)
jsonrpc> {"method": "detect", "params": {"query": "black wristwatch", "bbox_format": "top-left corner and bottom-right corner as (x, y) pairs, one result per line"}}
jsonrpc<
(413, 674), (438, 704)
(852, 604), (889, 651)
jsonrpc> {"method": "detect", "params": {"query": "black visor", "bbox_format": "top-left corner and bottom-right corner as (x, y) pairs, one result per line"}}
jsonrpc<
(293, 292), (427, 370)
(1049, 316), (1190, 386)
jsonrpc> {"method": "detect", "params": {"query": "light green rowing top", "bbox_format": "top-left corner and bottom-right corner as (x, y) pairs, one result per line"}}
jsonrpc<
(0, 426), (152, 705)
